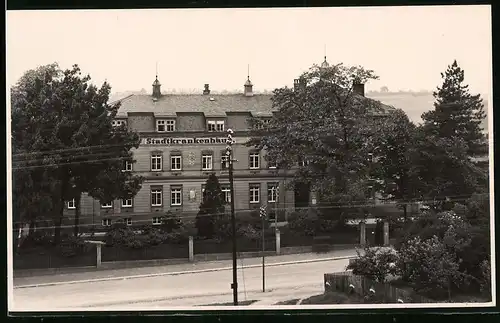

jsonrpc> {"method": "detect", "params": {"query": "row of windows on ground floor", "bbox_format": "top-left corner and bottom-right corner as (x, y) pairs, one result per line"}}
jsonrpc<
(96, 209), (284, 228)
(67, 182), (282, 210)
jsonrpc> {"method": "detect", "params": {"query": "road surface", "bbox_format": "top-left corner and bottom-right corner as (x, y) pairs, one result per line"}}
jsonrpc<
(11, 258), (351, 311)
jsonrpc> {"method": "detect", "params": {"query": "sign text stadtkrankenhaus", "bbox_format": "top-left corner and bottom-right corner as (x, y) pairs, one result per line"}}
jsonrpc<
(142, 137), (229, 145)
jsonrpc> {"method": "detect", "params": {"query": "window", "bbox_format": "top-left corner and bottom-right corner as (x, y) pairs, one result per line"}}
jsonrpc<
(123, 160), (133, 172)
(207, 120), (216, 132)
(102, 219), (112, 227)
(202, 154), (213, 170)
(151, 188), (163, 207)
(216, 121), (225, 132)
(125, 218), (132, 226)
(157, 119), (175, 132)
(268, 183), (279, 202)
(222, 186), (231, 203)
(267, 157), (277, 169)
(208, 120), (225, 132)
(112, 120), (126, 127)
(171, 155), (182, 171)
(101, 202), (113, 208)
(152, 217), (162, 225)
(67, 199), (75, 209)
(249, 184), (260, 203)
(249, 152), (260, 169)
(122, 198), (133, 208)
(151, 153), (162, 171)
(165, 120), (175, 132)
(157, 120), (166, 132)
(171, 187), (182, 206)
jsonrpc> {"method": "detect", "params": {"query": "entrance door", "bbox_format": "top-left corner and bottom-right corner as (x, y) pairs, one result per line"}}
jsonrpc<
(294, 182), (310, 209)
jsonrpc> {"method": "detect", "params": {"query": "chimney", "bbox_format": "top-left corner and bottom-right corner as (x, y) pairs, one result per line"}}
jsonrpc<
(294, 78), (306, 91)
(353, 82), (365, 97)
(203, 84), (210, 95)
(294, 79), (300, 91)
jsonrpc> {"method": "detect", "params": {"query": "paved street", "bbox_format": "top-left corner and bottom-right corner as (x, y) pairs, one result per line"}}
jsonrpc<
(11, 258), (351, 311)
(13, 248), (359, 287)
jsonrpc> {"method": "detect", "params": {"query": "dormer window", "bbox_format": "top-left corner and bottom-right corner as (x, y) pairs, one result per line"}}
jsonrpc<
(208, 120), (225, 132)
(157, 119), (175, 132)
(216, 121), (225, 132)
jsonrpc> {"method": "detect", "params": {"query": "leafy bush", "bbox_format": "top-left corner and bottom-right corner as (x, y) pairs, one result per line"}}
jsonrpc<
(19, 230), (54, 249)
(479, 259), (491, 297)
(398, 235), (464, 299)
(145, 227), (166, 246)
(164, 225), (192, 244)
(237, 224), (261, 241)
(57, 234), (90, 257)
(105, 225), (137, 247)
(161, 211), (183, 232)
(213, 214), (232, 242)
(287, 208), (319, 236)
(347, 246), (398, 282)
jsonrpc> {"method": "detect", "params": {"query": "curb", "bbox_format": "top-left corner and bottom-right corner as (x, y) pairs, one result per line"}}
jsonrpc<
(14, 255), (356, 289)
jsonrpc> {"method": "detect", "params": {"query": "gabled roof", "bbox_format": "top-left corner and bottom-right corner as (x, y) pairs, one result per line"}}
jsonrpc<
(112, 91), (395, 118)
(114, 93), (275, 118)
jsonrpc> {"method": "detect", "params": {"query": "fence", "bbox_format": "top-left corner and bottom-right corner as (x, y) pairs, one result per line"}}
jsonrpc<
(324, 272), (434, 303)
(14, 229), (359, 270)
(280, 230), (359, 248)
(13, 245), (97, 270)
(101, 244), (190, 262)
(194, 236), (276, 255)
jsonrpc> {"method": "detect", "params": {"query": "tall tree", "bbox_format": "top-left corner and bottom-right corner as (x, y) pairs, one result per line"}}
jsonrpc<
(196, 173), (226, 238)
(414, 60), (488, 205)
(248, 63), (388, 222)
(11, 63), (143, 242)
(371, 109), (420, 221)
(411, 127), (485, 208)
(422, 60), (487, 157)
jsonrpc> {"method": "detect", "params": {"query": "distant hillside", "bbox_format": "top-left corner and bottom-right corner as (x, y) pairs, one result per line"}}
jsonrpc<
(367, 91), (489, 133)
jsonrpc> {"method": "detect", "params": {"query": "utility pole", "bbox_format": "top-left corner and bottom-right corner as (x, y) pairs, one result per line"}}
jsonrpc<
(226, 129), (238, 306)
(260, 204), (267, 292)
(275, 185), (280, 229)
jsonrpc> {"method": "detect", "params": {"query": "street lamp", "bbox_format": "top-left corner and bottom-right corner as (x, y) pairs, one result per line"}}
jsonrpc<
(226, 129), (238, 306)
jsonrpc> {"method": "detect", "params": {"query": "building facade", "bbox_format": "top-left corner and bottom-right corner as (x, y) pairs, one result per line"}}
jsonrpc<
(64, 74), (309, 230)
(62, 59), (395, 231)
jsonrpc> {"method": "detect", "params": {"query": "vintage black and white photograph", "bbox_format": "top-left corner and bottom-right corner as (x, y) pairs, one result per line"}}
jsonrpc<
(7, 5), (495, 312)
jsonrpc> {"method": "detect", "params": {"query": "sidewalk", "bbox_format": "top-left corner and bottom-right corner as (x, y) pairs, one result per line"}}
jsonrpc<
(13, 248), (359, 288)
(84, 284), (326, 309)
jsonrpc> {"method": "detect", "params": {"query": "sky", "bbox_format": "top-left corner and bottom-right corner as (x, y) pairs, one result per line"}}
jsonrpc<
(6, 5), (492, 95)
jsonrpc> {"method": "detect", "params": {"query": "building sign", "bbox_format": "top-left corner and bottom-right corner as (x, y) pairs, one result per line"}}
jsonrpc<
(142, 137), (229, 145)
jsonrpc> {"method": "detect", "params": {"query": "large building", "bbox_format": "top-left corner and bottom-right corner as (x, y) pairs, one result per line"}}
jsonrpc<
(64, 59), (394, 230)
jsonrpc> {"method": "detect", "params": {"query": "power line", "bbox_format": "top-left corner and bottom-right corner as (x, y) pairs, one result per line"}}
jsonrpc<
(12, 141), (140, 159)
(11, 196), (478, 230)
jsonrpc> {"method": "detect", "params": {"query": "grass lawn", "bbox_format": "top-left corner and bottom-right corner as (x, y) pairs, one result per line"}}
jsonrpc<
(274, 299), (300, 305)
(300, 291), (365, 304)
(201, 300), (258, 306)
